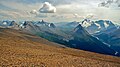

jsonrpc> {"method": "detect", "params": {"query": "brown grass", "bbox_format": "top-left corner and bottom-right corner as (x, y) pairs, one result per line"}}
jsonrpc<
(0, 28), (120, 67)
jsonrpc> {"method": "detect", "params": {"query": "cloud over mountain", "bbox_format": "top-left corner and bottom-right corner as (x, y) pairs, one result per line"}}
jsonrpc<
(39, 2), (56, 13)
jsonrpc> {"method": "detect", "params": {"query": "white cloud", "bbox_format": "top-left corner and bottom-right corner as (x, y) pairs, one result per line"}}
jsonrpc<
(39, 2), (56, 13)
(30, 9), (39, 15)
(0, 0), (120, 23)
(98, 0), (120, 8)
(73, 13), (82, 18)
(86, 14), (94, 19)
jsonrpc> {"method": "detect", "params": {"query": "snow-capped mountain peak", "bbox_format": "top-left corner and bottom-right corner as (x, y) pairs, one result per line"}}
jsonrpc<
(81, 19), (117, 34)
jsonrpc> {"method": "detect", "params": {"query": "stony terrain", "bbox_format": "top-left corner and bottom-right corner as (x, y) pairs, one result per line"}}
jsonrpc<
(0, 28), (120, 67)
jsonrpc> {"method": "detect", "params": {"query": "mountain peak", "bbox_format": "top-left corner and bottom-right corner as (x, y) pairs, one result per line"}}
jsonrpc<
(49, 23), (56, 28)
(75, 24), (83, 30)
(82, 19), (91, 24)
(41, 19), (44, 22)
(74, 24), (89, 35)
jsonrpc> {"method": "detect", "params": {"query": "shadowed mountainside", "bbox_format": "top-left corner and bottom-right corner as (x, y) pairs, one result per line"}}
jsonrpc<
(0, 28), (120, 67)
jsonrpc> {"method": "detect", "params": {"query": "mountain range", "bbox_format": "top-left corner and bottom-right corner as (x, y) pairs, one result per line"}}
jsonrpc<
(0, 19), (120, 56)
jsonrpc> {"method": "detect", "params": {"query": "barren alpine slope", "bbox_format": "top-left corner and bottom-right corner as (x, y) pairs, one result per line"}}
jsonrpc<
(0, 28), (120, 67)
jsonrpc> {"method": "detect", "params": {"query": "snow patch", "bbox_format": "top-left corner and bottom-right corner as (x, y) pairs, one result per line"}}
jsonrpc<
(48, 24), (51, 27)
(63, 38), (69, 42)
(104, 22), (109, 28)
(115, 51), (118, 55)
(82, 21), (91, 28)
(94, 23), (101, 29)
(3, 22), (7, 25)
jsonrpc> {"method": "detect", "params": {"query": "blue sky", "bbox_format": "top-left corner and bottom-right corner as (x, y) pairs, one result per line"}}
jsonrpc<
(0, 0), (120, 24)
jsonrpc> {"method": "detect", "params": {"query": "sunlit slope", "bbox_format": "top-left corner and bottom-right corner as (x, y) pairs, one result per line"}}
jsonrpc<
(0, 28), (120, 67)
